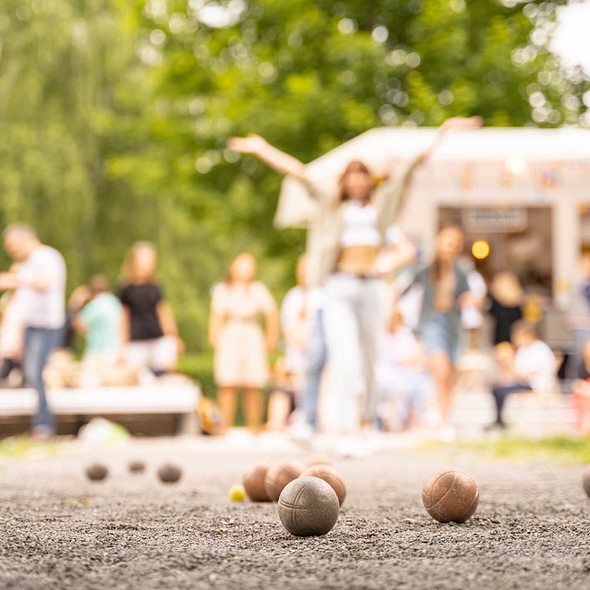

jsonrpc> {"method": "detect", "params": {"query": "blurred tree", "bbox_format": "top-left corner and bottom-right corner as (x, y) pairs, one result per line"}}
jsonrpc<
(0, 0), (588, 358)
(113, 0), (588, 351)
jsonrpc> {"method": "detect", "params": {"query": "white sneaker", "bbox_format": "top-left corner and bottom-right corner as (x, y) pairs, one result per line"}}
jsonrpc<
(335, 435), (372, 459)
(289, 422), (313, 442)
(438, 426), (456, 443)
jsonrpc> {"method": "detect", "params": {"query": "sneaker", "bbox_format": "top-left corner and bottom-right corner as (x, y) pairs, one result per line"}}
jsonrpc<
(483, 420), (506, 433)
(289, 422), (313, 443)
(335, 435), (373, 459)
(437, 426), (456, 443)
(30, 426), (54, 441)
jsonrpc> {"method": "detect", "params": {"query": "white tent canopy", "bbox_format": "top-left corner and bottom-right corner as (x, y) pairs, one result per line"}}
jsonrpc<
(275, 127), (590, 229)
(306, 127), (590, 172)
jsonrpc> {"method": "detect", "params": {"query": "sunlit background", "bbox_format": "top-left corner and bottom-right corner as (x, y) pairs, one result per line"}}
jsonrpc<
(0, 0), (589, 394)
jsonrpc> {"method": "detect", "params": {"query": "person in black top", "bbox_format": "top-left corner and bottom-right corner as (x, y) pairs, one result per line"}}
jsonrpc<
(119, 242), (184, 374)
(488, 272), (524, 345)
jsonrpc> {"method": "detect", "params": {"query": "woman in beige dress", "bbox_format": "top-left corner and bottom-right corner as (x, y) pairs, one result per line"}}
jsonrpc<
(209, 253), (279, 434)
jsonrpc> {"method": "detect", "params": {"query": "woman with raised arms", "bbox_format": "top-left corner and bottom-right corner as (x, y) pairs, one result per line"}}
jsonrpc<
(228, 116), (481, 452)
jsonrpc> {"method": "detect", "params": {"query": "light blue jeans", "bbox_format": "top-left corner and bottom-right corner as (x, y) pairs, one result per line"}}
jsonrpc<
(24, 327), (61, 433)
(302, 310), (327, 429)
(323, 274), (386, 432)
(568, 328), (590, 380)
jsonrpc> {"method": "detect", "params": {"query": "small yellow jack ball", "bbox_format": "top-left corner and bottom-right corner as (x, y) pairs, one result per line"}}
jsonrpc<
(228, 485), (247, 502)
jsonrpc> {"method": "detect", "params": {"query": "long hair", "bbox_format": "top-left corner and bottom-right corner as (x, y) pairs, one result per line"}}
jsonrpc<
(337, 160), (376, 204)
(431, 226), (464, 283)
(121, 241), (157, 284)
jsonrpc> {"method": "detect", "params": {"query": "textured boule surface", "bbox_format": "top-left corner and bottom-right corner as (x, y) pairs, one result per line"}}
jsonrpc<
(277, 476), (340, 536)
(422, 470), (479, 523)
(128, 460), (146, 474)
(157, 463), (182, 483)
(583, 466), (590, 499)
(85, 463), (108, 481)
(302, 465), (346, 506)
(264, 462), (303, 502)
(243, 464), (271, 502)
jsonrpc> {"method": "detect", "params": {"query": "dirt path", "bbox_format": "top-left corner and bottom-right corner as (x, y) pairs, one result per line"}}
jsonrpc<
(0, 438), (589, 589)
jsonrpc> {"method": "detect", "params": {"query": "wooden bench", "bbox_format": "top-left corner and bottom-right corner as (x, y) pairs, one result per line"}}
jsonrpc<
(0, 385), (201, 436)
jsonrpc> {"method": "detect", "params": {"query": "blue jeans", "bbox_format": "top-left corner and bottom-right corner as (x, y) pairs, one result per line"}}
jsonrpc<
(24, 327), (61, 433)
(492, 382), (532, 424)
(302, 310), (327, 429)
(568, 329), (590, 380)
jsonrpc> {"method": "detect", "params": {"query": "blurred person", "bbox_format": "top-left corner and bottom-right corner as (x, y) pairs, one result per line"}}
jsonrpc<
(119, 242), (184, 376)
(228, 116), (481, 445)
(209, 253), (279, 434)
(571, 338), (590, 434)
(489, 271), (524, 345)
(0, 225), (66, 438)
(459, 254), (487, 350)
(566, 253), (590, 380)
(265, 355), (298, 432)
(486, 320), (556, 431)
(71, 276), (126, 386)
(412, 226), (474, 440)
(280, 255), (312, 392)
(293, 223), (417, 440)
(375, 309), (433, 432)
(0, 263), (24, 385)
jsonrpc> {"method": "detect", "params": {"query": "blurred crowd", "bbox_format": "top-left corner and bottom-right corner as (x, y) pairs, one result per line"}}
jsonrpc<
(208, 234), (590, 450)
(2, 222), (590, 444)
(0, 228), (185, 438)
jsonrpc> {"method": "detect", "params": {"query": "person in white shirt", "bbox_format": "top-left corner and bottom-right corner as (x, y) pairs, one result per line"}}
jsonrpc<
(0, 225), (66, 438)
(280, 256), (312, 388)
(376, 309), (433, 431)
(486, 320), (556, 430)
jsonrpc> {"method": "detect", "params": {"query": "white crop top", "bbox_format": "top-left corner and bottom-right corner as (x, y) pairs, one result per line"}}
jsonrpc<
(340, 203), (382, 248)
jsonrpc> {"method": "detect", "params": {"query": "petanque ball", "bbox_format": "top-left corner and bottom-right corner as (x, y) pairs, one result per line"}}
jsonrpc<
(85, 463), (109, 482)
(243, 464), (272, 502)
(302, 465), (346, 506)
(264, 462), (304, 502)
(157, 463), (182, 484)
(128, 460), (146, 474)
(422, 470), (479, 523)
(277, 476), (340, 537)
(583, 466), (590, 499)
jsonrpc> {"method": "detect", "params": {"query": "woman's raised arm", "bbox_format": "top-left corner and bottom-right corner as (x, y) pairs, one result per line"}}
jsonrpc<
(227, 135), (306, 179)
(379, 116), (483, 226)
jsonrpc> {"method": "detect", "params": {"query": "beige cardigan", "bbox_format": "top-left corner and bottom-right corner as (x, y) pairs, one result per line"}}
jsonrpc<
(274, 154), (424, 287)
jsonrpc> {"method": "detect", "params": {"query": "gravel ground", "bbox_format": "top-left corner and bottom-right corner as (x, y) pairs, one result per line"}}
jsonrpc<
(0, 437), (589, 590)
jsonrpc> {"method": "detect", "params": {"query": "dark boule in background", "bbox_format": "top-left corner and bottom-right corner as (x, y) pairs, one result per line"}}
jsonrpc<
(264, 462), (304, 502)
(128, 460), (146, 474)
(422, 470), (479, 523)
(278, 476), (340, 537)
(243, 463), (272, 502)
(157, 463), (182, 484)
(583, 466), (590, 498)
(302, 465), (346, 506)
(85, 463), (109, 482)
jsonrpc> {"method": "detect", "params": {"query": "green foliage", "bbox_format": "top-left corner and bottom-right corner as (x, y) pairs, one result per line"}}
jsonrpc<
(1, 0), (588, 353)
(428, 435), (590, 464)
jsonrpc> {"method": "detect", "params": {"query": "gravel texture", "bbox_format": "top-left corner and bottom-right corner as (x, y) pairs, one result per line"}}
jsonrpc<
(0, 438), (589, 590)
